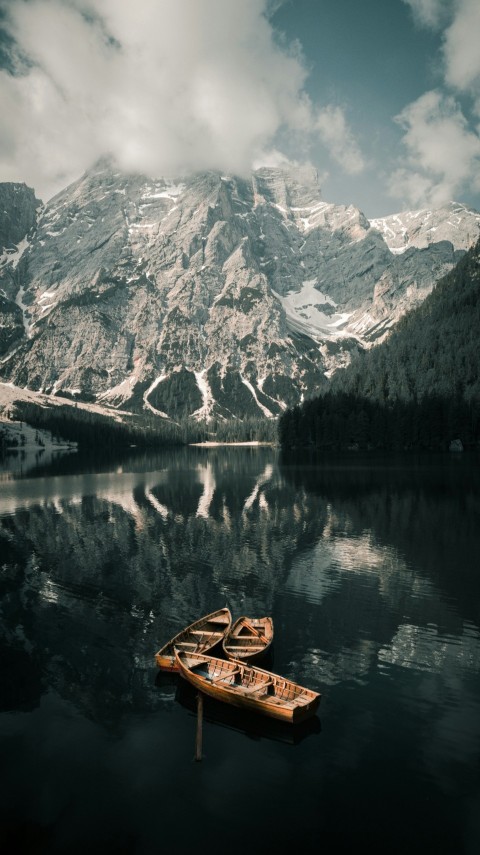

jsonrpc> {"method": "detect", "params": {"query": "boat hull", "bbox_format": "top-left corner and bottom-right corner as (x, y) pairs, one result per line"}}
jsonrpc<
(174, 678), (322, 743)
(155, 607), (232, 672)
(175, 651), (320, 724)
(222, 616), (274, 665)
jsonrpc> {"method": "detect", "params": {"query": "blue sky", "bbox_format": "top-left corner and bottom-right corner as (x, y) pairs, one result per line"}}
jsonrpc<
(0, 0), (479, 216)
(272, 0), (480, 214)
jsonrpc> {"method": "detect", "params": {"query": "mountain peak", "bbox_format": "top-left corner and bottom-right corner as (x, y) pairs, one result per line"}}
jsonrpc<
(252, 163), (322, 211)
(369, 202), (480, 254)
(0, 168), (479, 421)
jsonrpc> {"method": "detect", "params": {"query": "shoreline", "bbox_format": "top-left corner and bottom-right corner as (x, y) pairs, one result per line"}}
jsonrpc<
(189, 441), (275, 447)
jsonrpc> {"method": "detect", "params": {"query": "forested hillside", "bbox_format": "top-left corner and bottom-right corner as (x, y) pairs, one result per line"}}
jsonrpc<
(2, 401), (278, 451)
(332, 237), (480, 403)
(279, 238), (480, 451)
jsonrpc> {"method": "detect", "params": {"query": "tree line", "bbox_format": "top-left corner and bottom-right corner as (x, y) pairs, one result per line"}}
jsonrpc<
(279, 237), (480, 450)
(2, 400), (278, 453)
(279, 391), (480, 451)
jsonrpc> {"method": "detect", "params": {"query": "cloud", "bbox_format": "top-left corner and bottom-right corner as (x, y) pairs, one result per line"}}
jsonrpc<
(401, 0), (452, 29)
(393, 0), (480, 207)
(389, 90), (480, 206)
(442, 0), (480, 94)
(402, 0), (480, 104)
(404, 0), (480, 92)
(315, 105), (366, 175)
(0, 0), (321, 199)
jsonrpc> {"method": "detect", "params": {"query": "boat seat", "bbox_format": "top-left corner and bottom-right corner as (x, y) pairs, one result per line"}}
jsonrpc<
(241, 680), (274, 694)
(210, 668), (241, 683)
(226, 645), (262, 652)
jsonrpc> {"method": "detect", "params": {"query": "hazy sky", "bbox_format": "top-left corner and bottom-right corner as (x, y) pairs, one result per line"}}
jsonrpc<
(0, 0), (479, 216)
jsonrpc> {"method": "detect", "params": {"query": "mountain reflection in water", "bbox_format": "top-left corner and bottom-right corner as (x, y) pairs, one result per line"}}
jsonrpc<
(0, 447), (479, 854)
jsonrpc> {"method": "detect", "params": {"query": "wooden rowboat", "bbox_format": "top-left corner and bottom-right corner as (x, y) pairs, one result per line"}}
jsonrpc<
(174, 677), (322, 744)
(222, 615), (273, 663)
(175, 649), (321, 724)
(155, 607), (232, 672)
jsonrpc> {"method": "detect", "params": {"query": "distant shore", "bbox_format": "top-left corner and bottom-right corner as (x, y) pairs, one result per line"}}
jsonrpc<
(0, 417), (78, 453)
(189, 441), (275, 447)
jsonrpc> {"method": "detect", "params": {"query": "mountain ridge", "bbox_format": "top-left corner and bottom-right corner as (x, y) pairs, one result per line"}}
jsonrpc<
(1, 162), (479, 421)
(279, 237), (480, 451)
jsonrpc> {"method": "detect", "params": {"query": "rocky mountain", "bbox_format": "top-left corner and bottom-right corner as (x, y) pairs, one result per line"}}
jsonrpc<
(0, 161), (479, 420)
(330, 236), (480, 404)
(0, 182), (40, 251)
(279, 238), (480, 451)
(0, 183), (41, 353)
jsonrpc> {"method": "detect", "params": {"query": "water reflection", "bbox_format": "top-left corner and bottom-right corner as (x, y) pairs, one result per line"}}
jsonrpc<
(379, 621), (480, 673)
(1, 450), (479, 702)
(0, 448), (479, 852)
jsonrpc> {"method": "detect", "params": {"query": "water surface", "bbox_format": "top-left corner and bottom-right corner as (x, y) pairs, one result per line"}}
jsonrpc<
(1, 448), (479, 854)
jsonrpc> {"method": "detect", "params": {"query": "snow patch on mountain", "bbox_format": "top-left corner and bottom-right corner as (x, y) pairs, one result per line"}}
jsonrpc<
(257, 376), (287, 411)
(192, 370), (215, 421)
(143, 374), (170, 419)
(8, 237), (30, 270)
(273, 280), (351, 342)
(14, 284), (32, 336)
(240, 375), (274, 418)
(370, 203), (480, 254)
(141, 181), (185, 201)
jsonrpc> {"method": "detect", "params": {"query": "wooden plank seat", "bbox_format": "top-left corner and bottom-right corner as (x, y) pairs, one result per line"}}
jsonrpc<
(227, 645), (263, 651)
(210, 668), (241, 683)
(191, 629), (221, 636)
(241, 680), (274, 694)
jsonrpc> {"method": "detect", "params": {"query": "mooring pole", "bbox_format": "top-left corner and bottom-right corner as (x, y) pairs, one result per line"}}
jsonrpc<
(195, 692), (203, 761)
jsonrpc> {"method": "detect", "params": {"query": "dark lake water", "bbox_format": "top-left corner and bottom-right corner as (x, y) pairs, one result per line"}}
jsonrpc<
(1, 446), (479, 854)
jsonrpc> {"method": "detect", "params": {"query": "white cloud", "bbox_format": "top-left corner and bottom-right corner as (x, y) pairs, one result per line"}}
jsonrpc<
(393, 1), (480, 207)
(401, 0), (452, 29)
(0, 0), (320, 199)
(389, 90), (480, 206)
(443, 0), (480, 94)
(402, 0), (480, 105)
(315, 105), (365, 175)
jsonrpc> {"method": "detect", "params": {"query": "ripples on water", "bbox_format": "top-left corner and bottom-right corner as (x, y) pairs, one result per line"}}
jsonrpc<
(0, 448), (479, 853)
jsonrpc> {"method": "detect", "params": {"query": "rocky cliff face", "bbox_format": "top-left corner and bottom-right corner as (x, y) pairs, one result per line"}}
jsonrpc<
(0, 183), (42, 353)
(0, 183), (40, 252)
(0, 162), (479, 420)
